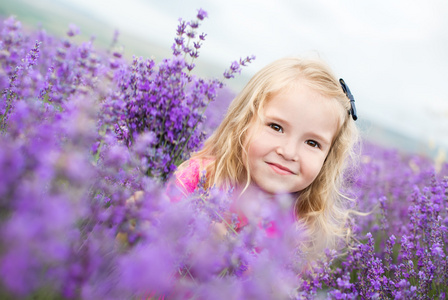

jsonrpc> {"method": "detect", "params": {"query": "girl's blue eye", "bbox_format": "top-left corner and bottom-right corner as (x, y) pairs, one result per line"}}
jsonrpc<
(269, 123), (283, 133)
(306, 140), (320, 148)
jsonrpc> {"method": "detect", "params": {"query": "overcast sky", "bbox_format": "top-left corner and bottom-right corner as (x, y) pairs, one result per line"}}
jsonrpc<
(5, 0), (448, 151)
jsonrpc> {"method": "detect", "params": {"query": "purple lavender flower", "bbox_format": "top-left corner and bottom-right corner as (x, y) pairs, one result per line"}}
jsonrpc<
(223, 55), (256, 79)
(1, 10), (447, 300)
(66, 23), (80, 37)
(101, 12), (253, 182)
(196, 8), (208, 20)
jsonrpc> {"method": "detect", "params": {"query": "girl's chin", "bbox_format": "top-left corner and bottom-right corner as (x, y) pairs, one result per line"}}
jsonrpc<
(246, 182), (299, 197)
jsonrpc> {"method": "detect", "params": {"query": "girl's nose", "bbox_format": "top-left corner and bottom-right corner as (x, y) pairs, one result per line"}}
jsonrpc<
(276, 139), (299, 161)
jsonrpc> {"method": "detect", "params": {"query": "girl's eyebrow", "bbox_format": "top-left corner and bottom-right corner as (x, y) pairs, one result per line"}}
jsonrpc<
(264, 114), (291, 126)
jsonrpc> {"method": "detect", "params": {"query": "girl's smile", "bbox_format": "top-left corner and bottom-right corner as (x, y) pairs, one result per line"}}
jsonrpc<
(243, 81), (344, 194)
(267, 162), (296, 175)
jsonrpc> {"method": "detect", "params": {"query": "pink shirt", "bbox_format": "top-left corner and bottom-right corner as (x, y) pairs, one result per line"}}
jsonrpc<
(175, 158), (207, 195)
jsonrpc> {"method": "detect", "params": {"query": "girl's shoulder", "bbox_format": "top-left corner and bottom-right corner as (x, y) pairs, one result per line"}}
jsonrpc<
(174, 157), (213, 195)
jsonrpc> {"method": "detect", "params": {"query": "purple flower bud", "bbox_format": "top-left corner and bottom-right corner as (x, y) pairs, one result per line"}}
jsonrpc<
(186, 30), (195, 39)
(189, 21), (199, 29)
(67, 24), (80, 37)
(176, 19), (187, 36)
(196, 8), (208, 20)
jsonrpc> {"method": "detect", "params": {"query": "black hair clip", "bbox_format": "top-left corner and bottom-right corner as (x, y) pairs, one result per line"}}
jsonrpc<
(339, 78), (358, 121)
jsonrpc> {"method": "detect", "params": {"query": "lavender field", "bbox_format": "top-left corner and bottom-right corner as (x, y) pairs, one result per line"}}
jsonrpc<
(0, 11), (447, 300)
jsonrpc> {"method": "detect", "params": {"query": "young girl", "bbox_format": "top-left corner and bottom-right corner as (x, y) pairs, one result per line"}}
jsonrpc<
(174, 56), (359, 256)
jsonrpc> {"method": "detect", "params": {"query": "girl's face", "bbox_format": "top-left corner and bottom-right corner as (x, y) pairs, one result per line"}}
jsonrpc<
(243, 81), (343, 194)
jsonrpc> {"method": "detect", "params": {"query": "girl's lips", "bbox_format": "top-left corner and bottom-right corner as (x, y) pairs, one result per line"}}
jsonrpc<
(267, 162), (295, 175)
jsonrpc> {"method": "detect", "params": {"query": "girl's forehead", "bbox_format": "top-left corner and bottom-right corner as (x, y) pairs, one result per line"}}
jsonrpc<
(263, 79), (318, 105)
(259, 82), (346, 125)
(263, 82), (343, 109)
(265, 79), (301, 96)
